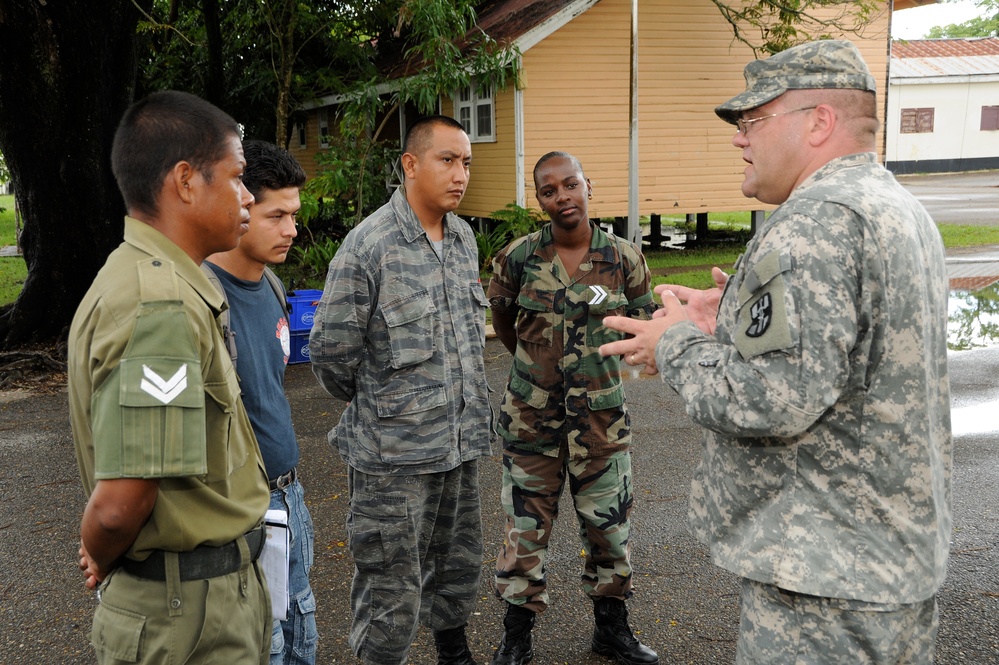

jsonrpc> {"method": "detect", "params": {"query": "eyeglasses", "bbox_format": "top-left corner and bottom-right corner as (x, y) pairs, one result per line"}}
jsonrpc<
(736, 107), (817, 135)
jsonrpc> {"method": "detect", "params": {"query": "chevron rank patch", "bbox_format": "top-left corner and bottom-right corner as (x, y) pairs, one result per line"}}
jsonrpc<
(112, 296), (204, 410)
(140, 364), (189, 404)
(589, 285), (608, 305)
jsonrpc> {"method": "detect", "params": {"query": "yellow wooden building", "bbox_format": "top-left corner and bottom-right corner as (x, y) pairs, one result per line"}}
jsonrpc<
(288, 0), (896, 227)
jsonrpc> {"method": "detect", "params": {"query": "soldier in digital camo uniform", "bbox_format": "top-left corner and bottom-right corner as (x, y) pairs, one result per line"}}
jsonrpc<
(600, 40), (952, 664)
(488, 152), (659, 665)
(309, 115), (491, 665)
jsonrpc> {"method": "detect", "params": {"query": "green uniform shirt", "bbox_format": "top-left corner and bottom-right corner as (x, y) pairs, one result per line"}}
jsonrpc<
(69, 217), (270, 560)
(488, 222), (656, 459)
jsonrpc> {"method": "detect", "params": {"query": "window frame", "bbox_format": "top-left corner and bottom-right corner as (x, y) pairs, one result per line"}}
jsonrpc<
(900, 107), (935, 134)
(981, 106), (999, 132)
(453, 81), (496, 143)
(318, 108), (330, 149)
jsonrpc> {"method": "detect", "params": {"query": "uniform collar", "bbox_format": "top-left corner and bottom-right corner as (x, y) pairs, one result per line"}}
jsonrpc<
(795, 152), (877, 193)
(534, 221), (616, 264)
(122, 216), (227, 314)
(390, 186), (458, 244)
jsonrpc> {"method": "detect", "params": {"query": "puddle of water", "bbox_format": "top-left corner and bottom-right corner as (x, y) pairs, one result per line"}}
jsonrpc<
(616, 282), (999, 381)
(951, 399), (999, 437)
(599, 222), (690, 249)
(948, 282), (999, 351)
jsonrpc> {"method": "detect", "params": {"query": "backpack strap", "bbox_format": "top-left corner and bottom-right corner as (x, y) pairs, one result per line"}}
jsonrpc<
(201, 263), (291, 372)
(262, 266), (290, 317)
(200, 262), (237, 371)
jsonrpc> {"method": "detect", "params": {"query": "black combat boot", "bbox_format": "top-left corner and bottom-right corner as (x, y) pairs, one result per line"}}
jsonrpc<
(591, 597), (660, 665)
(491, 603), (535, 665)
(434, 623), (478, 665)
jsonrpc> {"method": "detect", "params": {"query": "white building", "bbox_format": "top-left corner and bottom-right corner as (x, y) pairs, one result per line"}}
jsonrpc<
(886, 38), (999, 174)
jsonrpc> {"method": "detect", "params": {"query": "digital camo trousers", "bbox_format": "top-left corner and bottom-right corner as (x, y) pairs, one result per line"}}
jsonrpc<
(495, 446), (634, 612)
(736, 578), (939, 665)
(346, 461), (483, 665)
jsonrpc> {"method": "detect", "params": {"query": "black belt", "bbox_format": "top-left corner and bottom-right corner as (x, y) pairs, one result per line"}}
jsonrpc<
(269, 467), (297, 491)
(120, 525), (265, 581)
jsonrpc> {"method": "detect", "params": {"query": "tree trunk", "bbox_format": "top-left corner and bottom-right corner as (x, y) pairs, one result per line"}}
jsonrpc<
(270, 0), (298, 148)
(0, 0), (152, 347)
(201, 0), (226, 107)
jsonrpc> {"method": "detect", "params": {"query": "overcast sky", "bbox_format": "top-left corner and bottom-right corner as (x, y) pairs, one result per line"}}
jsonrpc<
(891, 0), (986, 38)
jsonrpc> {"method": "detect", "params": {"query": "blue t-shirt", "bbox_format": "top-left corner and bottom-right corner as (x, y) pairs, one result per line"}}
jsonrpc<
(206, 262), (299, 478)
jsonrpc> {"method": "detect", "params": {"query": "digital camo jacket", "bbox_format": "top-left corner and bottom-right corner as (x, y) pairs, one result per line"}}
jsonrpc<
(309, 187), (492, 475)
(489, 222), (656, 459)
(656, 153), (952, 604)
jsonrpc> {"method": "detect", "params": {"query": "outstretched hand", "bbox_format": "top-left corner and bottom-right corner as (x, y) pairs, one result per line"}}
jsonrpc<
(655, 266), (728, 335)
(599, 288), (693, 374)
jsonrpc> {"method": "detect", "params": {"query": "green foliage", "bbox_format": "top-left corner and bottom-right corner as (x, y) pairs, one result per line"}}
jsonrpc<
(475, 226), (508, 273)
(285, 237), (343, 289)
(304, 138), (398, 229)
(298, 189), (320, 226)
(0, 151), (9, 187)
(926, 0), (999, 38)
(388, 0), (518, 115)
(136, 0), (365, 143)
(474, 203), (546, 273)
(491, 203), (546, 241)
(298, 0), (522, 263)
(709, 0), (883, 54)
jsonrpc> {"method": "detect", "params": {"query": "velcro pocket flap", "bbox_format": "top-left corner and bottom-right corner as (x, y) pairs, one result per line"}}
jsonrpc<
(737, 250), (794, 308)
(375, 384), (448, 418)
(509, 373), (550, 410)
(586, 383), (625, 411)
(516, 288), (555, 312)
(382, 290), (436, 327)
(91, 601), (144, 662)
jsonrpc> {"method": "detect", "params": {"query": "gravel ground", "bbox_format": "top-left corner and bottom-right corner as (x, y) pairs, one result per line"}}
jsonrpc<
(2, 336), (998, 664)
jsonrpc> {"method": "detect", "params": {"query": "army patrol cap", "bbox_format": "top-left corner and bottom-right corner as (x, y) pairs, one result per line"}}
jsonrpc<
(715, 39), (878, 125)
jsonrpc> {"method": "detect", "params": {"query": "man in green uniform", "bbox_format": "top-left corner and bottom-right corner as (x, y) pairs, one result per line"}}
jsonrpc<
(69, 90), (272, 664)
(488, 152), (659, 665)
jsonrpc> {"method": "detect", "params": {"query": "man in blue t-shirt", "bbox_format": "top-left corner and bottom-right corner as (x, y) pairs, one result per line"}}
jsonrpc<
(205, 140), (315, 665)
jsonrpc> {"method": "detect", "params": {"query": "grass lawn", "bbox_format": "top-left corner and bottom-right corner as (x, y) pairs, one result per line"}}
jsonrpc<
(1, 204), (999, 306)
(0, 194), (26, 305)
(937, 224), (999, 248)
(645, 222), (999, 291)
(0, 194), (17, 245)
